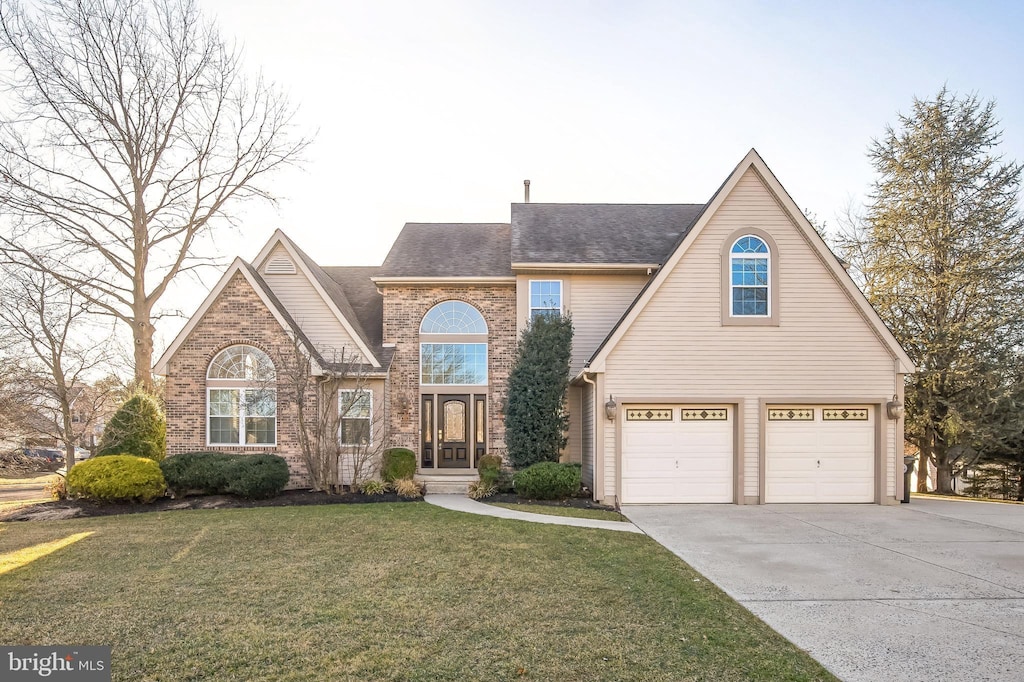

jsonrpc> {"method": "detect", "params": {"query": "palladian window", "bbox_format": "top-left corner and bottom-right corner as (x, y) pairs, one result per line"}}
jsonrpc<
(207, 345), (277, 445)
(419, 301), (488, 385)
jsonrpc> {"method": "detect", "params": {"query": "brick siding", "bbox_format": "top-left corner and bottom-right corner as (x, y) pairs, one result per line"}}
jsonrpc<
(164, 272), (317, 487)
(381, 284), (517, 465)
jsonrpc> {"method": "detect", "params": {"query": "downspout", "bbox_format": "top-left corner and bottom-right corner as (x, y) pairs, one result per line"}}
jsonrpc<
(581, 370), (597, 499)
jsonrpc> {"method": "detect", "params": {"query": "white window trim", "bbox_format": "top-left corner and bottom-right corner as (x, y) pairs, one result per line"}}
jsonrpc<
(206, 387), (277, 447)
(338, 389), (373, 447)
(729, 237), (770, 318)
(529, 279), (563, 318)
(418, 342), (489, 387)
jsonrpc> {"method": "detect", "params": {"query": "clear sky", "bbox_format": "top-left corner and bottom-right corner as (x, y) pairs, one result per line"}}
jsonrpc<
(158, 0), (1024, 348)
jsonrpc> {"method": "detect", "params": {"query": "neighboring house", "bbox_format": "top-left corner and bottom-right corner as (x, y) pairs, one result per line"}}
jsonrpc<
(155, 150), (915, 505)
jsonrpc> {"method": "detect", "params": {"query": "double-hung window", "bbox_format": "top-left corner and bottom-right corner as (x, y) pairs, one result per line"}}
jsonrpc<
(339, 389), (372, 445)
(529, 280), (562, 320)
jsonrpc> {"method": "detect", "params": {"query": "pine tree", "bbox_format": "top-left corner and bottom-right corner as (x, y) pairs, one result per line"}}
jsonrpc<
(839, 88), (1024, 493)
(504, 314), (573, 468)
(97, 392), (167, 462)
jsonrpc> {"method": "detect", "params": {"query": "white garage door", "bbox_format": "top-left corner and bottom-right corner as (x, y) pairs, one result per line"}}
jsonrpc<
(765, 406), (875, 503)
(621, 405), (733, 503)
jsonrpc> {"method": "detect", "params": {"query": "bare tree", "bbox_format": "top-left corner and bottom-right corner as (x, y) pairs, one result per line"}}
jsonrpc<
(0, 266), (115, 468)
(0, 0), (309, 390)
(276, 335), (384, 494)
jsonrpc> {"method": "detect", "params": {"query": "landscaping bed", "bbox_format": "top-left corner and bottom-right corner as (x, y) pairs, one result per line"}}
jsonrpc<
(485, 491), (617, 512)
(0, 489), (416, 522)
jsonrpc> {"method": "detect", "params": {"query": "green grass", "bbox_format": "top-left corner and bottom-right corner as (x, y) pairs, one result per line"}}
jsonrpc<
(488, 501), (627, 522)
(0, 504), (835, 681)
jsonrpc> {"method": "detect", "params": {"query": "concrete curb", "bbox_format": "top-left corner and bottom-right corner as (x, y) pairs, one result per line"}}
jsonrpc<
(424, 494), (644, 533)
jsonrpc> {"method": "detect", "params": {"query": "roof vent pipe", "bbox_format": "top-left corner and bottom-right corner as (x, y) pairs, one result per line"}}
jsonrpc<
(523, 179), (530, 203)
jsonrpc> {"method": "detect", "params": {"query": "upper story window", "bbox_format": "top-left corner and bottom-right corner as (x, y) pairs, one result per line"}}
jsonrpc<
(207, 345), (276, 446)
(730, 236), (770, 317)
(529, 280), (562, 320)
(420, 301), (488, 386)
(420, 300), (488, 334)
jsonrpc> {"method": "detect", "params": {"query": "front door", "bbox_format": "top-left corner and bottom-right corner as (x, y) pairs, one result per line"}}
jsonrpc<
(438, 394), (470, 468)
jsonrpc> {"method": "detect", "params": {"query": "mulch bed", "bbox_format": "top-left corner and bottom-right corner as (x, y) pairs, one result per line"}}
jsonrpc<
(2, 488), (617, 523)
(484, 492), (618, 512)
(0, 489), (417, 522)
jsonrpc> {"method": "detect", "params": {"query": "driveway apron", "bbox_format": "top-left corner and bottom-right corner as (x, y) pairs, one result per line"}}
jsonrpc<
(624, 498), (1024, 682)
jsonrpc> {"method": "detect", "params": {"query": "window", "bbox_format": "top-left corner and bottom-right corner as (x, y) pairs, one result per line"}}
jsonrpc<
(339, 390), (372, 445)
(420, 300), (488, 334)
(420, 301), (489, 386)
(207, 345), (276, 445)
(529, 280), (562, 319)
(420, 343), (488, 384)
(730, 236), (769, 316)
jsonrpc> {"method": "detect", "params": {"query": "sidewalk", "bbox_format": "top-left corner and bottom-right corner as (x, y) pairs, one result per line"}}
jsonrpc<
(424, 494), (643, 533)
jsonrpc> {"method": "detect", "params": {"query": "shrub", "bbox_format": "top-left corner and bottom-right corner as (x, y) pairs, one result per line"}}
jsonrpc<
(97, 392), (166, 462)
(223, 455), (290, 499)
(393, 478), (423, 499)
(467, 479), (496, 500)
(496, 469), (515, 493)
(44, 475), (68, 500)
(513, 462), (581, 500)
(381, 448), (416, 481)
(360, 479), (389, 495)
(67, 455), (166, 503)
(477, 454), (502, 486)
(160, 452), (289, 499)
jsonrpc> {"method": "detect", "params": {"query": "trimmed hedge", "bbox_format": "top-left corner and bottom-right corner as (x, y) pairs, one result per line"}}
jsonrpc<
(381, 448), (416, 481)
(67, 455), (167, 503)
(513, 462), (581, 500)
(97, 392), (166, 462)
(160, 452), (289, 500)
(477, 454), (502, 486)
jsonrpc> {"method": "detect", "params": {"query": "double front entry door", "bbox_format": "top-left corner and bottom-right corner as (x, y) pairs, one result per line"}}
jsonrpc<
(421, 394), (487, 469)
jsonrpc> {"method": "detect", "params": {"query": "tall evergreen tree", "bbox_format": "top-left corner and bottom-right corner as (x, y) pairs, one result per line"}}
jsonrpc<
(504, 314), (572, 468)
(839, 88), (1024, 493)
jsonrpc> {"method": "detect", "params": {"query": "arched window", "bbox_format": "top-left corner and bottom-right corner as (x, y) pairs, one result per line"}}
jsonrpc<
(420, 301), (488, 385)
(207, 345), (277, 445)
(419, 300), (488, 334)
(730, 235), (770, 317)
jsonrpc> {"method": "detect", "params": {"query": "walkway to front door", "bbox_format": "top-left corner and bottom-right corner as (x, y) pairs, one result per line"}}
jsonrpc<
(420, 394), (486, 469)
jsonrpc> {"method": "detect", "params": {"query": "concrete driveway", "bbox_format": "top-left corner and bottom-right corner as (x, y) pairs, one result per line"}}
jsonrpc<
(624, 498), (1024, 682)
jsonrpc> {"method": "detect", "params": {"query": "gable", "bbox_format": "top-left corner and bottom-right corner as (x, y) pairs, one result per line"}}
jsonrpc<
(154, 261), (323, 376)
(603, 166), (900, 390)
(252, 232), (379, 368)
(257, 243), (370, 363)
(588, 150), (914, 375)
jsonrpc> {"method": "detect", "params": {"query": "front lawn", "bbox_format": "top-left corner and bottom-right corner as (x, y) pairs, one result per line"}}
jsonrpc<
(0, 504), (835, 681)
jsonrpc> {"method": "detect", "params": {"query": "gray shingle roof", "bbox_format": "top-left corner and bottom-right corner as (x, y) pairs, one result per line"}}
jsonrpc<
(379, 223), (512, 277)
(511, 204), (705, 265)
(322, 265), (384, 355)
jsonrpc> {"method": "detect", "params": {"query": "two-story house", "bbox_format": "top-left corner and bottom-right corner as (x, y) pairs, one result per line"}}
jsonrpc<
(155, 150), (914, 505)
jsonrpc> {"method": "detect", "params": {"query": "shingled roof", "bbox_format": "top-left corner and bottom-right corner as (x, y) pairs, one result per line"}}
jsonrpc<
(322, 265), (389, 366)
(510, 203), (705, 265)
(378, 223), (513, 277)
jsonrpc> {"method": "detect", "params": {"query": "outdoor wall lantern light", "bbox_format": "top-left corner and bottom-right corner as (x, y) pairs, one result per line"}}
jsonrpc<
(605, 395), (617, 421)
(886, 394), (904, 420)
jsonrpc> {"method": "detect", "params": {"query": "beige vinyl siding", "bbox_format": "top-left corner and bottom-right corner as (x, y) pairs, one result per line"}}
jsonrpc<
(603, 169), (900, 501)
(260, 244), (367, 362)
(567, 274), (648, 375)
(562, 386), (582, 463)
(581, 382), (595, 488)
(338, 378), (386, 486)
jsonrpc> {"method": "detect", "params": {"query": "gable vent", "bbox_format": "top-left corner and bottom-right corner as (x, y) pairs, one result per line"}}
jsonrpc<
(264, 255), (296, 275)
